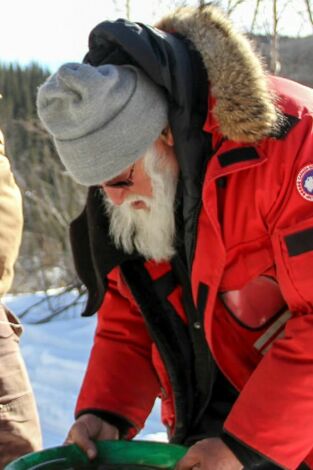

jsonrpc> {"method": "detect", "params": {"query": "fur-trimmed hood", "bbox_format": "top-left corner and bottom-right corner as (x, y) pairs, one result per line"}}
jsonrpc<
(73, 6), (287, 318)
(155, 5), (279, 143)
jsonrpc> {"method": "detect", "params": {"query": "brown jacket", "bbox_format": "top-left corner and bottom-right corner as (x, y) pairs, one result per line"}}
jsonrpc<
(0, 133), (42, 467)
(0, 130), (23, 297)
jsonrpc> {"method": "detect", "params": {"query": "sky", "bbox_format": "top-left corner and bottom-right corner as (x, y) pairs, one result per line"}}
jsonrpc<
(1, 0), (312, 72)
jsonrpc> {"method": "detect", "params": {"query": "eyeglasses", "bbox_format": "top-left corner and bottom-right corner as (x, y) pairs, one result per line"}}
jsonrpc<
(103, 163), (135, 189)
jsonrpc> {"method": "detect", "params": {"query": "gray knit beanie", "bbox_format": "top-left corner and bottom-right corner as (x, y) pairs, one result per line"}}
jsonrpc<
(37, 62), (168, 186)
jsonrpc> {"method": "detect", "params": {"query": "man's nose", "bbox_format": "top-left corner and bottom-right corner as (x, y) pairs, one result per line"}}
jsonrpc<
(102, 186), (127, 206)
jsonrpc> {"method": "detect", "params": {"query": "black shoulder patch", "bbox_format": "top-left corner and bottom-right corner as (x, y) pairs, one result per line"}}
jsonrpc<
(284, 227), (313, 257)
(270, 114), (300, 140)
(218, 147), (259, 168)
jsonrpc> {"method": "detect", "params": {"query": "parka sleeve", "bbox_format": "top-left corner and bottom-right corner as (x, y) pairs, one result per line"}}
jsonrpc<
(75, 267), (160, 437)
(0, 130), (23, 297)
(224, 113), (313, 469)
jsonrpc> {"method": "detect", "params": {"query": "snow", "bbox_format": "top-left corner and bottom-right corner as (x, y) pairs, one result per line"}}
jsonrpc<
(3, 292), (167, 449)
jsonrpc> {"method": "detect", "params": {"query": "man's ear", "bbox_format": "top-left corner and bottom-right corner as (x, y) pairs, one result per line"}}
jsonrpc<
(161, 127), (174, 146)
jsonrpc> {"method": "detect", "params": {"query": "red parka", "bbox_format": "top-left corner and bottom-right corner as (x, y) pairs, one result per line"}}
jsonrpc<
(72, 6), (313, 470)
(76, 75), (313, 469)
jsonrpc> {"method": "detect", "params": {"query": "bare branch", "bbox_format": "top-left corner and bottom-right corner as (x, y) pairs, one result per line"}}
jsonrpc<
(18, 284), (86, 323)
(304, 0), (313, 26)
(251, 0), (263, 32)
(226, 0), (247, 15)
(126, 0), (131, 19)
(271, 0), (280, 75)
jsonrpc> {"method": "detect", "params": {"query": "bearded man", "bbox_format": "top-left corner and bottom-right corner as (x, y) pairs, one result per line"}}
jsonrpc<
(37, 4), (313, 470)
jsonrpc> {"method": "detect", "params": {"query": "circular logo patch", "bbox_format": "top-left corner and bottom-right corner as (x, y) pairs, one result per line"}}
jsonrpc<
(296, 164), (313, 201)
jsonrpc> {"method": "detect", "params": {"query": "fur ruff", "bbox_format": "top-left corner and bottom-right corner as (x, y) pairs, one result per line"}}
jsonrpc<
(155, 5), (279, 143)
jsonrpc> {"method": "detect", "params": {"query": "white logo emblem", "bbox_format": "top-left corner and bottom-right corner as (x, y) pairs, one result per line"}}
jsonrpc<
(296, 165), (313, 201)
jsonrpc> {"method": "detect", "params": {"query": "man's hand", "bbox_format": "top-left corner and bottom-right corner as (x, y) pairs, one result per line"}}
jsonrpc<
(176, 438), (243, 470)
(64, 413), (119, 459)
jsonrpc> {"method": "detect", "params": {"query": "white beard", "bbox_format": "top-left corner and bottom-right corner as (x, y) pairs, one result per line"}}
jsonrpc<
(103, 145), (178, 262)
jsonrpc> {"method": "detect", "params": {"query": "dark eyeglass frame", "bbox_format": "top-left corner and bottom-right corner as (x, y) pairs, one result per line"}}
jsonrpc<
(103, 163), (135, 188)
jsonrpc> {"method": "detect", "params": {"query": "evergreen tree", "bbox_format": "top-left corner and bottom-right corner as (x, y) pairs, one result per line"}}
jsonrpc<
(0, 62), (86, 302)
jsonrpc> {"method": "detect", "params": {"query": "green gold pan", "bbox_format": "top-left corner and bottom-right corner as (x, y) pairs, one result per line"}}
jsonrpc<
(4, 440), (188, 470)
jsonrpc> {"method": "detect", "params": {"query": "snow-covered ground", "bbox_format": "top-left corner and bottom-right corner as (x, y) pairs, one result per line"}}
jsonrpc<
(4, 292), (167, 449)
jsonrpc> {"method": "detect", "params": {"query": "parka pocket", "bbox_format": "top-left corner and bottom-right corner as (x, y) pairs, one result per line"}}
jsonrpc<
(0, 392), (42, 466)
(0, 304), (23, 339)
(220, 275), (287, 330)
(0, 304), (14, 338)
(0, 393), (35, 421)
